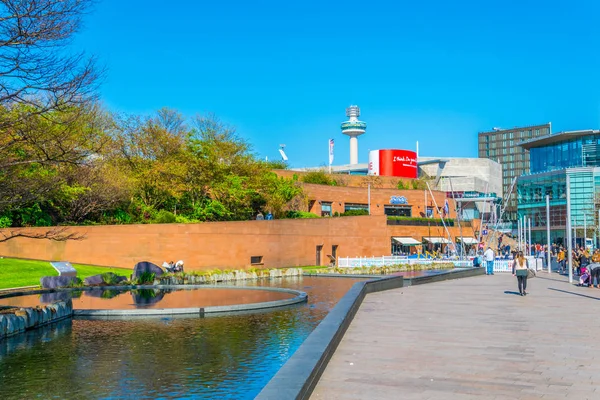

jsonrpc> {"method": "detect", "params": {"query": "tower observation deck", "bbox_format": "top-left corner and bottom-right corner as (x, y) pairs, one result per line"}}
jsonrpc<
(341, 105), (367, 165)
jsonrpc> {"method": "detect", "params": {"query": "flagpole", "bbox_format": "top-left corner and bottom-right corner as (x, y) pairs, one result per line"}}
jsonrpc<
(328, 139), (334, 174)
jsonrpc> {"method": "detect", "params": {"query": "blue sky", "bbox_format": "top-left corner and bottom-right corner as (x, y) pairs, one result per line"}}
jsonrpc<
(74, 0), (600, 167)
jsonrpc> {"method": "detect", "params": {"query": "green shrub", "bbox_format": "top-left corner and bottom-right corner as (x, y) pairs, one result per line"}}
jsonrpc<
(101, 272), (121, 285)
(135, 272), (156, 284)
(387, 216), (454, 224)
(175, 215), (198, 223)
(68, 277), (84, 288)
(340, 209), (369, 216)
(0, 216), (12, 228)
(283, 211), (320, 219)
(154, 210), (177, 223)
(301, 171), (337, 186)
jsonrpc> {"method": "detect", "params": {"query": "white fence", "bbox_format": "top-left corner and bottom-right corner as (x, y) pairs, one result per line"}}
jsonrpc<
(336, 256), (544, 271)
(490, 257), (542, 272)
(337, 256), (472, 269)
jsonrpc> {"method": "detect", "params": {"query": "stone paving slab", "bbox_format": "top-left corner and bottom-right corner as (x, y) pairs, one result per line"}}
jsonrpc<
(311, 273), (600, 400)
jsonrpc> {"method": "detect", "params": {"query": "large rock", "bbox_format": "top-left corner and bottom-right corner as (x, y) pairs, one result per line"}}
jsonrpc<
(84, 273), (127, 286)
(84, 274), (105, 286)
(40, 276), (77, 289)
(132, 261), (164, 281)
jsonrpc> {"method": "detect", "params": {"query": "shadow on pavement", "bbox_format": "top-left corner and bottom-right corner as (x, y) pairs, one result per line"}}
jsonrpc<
(536, 276), (570, 284)
(548, 287), (600, 301)
(504, 290), (522, 296)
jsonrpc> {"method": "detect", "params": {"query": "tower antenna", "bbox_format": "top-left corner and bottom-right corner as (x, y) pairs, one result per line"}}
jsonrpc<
(340, 105), (367, 165)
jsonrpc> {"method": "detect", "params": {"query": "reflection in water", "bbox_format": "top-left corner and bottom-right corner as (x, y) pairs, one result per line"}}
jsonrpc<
(131, 288), (165, 306)
(0, 287), (296, 310)
(0, 277), (366, 400)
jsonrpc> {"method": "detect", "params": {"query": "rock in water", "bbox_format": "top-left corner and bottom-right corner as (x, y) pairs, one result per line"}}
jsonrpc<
(132, 261), (164, 280)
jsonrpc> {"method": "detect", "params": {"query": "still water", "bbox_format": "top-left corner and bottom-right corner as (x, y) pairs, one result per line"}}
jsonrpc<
(0, 287), (296, 310)
(0, 277), (367, 399)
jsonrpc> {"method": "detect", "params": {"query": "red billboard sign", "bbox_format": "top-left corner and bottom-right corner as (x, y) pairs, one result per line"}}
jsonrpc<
(369, 149), (417, 178)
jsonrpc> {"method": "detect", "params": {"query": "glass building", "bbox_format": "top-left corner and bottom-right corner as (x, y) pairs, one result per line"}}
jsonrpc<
(517, 130), (600, 245)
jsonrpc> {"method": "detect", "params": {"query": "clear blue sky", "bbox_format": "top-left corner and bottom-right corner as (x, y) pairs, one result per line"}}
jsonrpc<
(74, 0), (600, 167)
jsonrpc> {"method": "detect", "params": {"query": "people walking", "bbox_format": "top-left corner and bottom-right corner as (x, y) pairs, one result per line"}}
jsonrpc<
(484, 246), (495, 275)
(513, 251), (529, 296)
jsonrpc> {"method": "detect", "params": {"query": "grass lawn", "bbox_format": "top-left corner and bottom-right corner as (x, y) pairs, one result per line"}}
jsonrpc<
(300, 265), (329, 273)
(0, 258), (131, 290)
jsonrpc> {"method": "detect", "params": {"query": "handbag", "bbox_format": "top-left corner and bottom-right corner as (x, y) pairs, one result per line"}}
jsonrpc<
(527, 268), (536, 279)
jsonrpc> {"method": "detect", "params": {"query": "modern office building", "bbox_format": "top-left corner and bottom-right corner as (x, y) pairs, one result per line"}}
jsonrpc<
(517, 129), (600, 245)
(478, 123), (552, 224)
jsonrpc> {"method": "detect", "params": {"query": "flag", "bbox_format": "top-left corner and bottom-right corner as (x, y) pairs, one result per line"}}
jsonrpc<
(329, 138), (334, 165)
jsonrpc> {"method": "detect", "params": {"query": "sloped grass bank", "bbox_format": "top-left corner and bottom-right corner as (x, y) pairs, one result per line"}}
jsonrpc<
(0, 258), (130, 290)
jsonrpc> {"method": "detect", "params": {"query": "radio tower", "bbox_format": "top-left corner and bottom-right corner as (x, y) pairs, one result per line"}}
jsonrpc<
(340, 105), (367, 165)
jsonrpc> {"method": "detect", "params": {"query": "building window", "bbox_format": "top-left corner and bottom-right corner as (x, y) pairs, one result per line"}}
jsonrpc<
(344, 203), (368, 212)
(321, 202), (332, 217)
(384, 205), (412, 217)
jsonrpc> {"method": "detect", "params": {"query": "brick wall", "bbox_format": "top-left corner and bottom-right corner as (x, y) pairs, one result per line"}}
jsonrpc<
(0, 216), (481, 271)
(0, 216), (391, 270)
(301, 183), (456, 219)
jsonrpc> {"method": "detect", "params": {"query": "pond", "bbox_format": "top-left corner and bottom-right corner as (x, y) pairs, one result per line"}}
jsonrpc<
(0, 276), (368, 399)
(0, 287), (297, 310)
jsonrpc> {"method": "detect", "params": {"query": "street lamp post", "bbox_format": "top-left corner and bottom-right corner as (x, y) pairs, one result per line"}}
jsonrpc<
(546, 194), (551, 274)
(566, 175), (573, 284)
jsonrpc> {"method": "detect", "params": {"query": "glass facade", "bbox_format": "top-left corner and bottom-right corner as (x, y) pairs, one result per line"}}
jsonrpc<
(529, 134), (600, 174)
(517, 131), (600, 244)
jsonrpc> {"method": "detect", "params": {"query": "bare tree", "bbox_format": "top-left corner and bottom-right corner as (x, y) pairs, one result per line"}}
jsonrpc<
(0, 226), (85, 243)
(0, 0), (98, 122)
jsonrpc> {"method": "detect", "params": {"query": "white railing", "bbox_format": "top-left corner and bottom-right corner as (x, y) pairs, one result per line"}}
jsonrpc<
(490, 257), (542, 272)
(336, 256), (544, 271)
(337, 256), (472, 268)
(337, 256), (409, 268)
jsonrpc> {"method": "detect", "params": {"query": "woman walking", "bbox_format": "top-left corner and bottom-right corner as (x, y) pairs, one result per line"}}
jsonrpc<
(513, 251), (529, 296)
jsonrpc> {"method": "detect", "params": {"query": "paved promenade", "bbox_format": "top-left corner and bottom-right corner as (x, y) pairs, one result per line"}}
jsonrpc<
(311, 273), (599, 400)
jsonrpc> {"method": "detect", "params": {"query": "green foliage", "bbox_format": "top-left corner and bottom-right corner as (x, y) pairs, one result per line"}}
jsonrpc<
(154, 210), (177, 223)
(17, 204), (53, 227)
(135, 272), (156, 285)
(0, 109), (308, 230)
(101, 272), (122, 285)
(0, 216), (12, 228)
(102, 209), (132, 225)
(68, 277), (84, 288)
(387, 216), (455, 224)
(412, 179), (430, 190)
(397, 180), (406, 190)
(283, 211), (320, 219)
(339, 209), (369, 217)
(300, 171), (338, 186)
(100, 290), (120, 299)
(175, 215), (198, 223)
